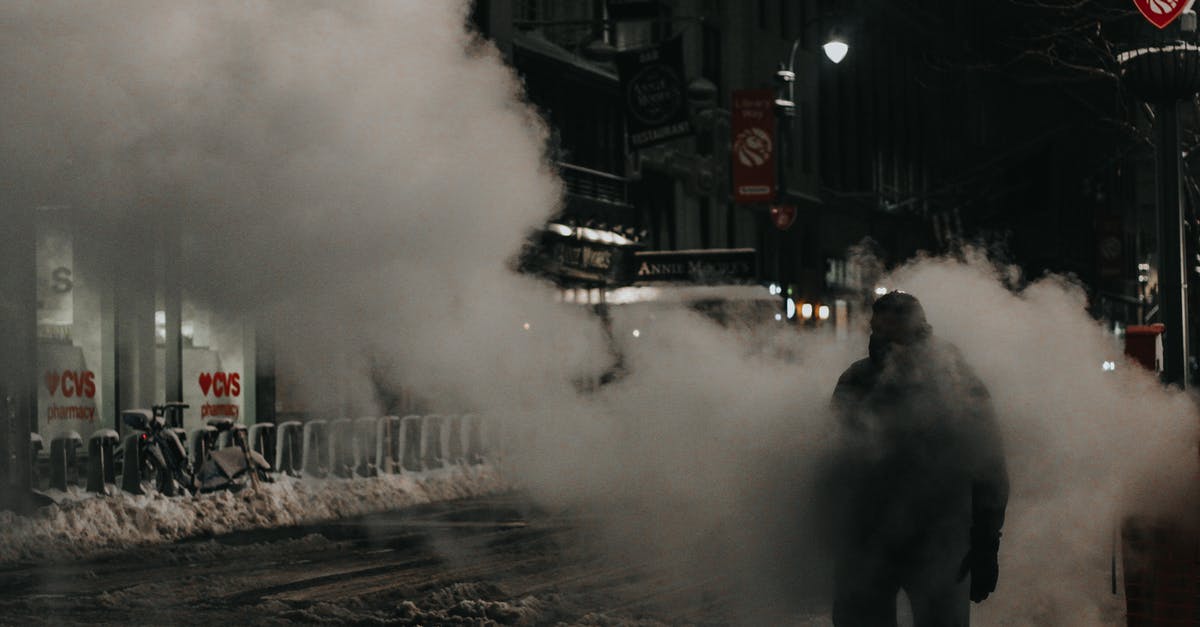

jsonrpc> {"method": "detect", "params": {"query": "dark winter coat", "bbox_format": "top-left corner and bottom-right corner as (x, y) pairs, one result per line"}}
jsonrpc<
(830, 336), (1009, 566)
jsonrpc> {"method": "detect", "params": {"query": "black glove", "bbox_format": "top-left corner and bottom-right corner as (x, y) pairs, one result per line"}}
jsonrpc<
(957, 532), (1000, 603)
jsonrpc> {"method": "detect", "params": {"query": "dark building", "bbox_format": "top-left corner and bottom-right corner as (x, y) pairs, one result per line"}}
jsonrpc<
(474, 0), (1190, 346)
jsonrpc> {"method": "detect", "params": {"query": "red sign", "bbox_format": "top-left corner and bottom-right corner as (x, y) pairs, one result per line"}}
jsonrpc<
(43, 369), (97, 422)
(198, 371), (241, 397)
(732, 89), (776, 204)
(1134, 0), (1191, 29)
(198, 371), (241, 420)
(771, 205), (797, 231)
(44, 370), (96, 398)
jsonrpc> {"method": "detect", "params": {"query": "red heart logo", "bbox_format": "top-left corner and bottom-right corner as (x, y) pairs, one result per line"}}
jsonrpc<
(1134, 0), (1188, 29)
(44, 371), (60, 396)
(198, 372), (212, 396)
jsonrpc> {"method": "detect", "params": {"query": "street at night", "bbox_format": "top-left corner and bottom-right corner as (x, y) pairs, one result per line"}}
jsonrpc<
(0, 493), (832, 626)
(4, 1), (1200, 626)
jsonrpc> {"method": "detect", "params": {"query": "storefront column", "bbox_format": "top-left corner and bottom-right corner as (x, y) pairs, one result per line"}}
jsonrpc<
(161, 222), (183, 404)
(115, 219), (156, 418)
(242, 321), (256, 424)
(0, 208), (36, 509)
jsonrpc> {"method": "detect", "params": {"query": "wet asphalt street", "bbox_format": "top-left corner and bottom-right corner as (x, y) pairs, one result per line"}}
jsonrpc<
(0, 494), (795, 626)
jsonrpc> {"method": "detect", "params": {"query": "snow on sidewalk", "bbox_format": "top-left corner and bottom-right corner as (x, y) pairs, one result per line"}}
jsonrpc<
(0, 464), (506, 563)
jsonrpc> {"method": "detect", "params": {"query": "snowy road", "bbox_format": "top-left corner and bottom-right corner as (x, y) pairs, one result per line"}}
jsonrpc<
(0, 493), (831, 626)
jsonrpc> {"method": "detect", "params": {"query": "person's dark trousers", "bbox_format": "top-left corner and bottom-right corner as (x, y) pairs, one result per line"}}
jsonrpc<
(832, 554), (970, 627)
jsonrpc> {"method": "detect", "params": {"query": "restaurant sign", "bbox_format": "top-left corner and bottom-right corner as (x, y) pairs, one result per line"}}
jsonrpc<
(634, 249), (757, 283)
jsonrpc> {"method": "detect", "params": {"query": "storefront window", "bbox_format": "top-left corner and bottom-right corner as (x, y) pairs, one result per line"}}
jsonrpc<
(180, 297), (251, 431)
(36, 207), (109, 438)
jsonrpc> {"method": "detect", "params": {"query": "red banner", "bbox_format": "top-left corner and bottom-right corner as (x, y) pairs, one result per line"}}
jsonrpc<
(732, 89), (776, 204)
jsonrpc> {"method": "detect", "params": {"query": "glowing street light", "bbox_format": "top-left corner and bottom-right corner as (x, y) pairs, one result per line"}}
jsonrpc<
(823, 39), (849, 64)
(818, 305), (831, 321)
(801, 303), (814, 319)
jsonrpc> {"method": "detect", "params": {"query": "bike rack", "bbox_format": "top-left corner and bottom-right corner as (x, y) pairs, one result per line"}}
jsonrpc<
(400, 415), (423, 471)
(86, 429), (119, 494)
(327, 418), (355, 478)
(421, 415), (443, 470)
(49, 431), (83, 491)
(375, 416), (402, 474)
(167, 427), (188, 449)
(274, 421), (303, 476)
(120, 432), (145, 494)
(215, 423), (247, 450)
(353, 417), (377, 477)
(301, 419), (329, 477)
(445, 415), (465, 465)
(188, 425), (218, 474)
(29, 433), (44, 489)
(247, 423), (275, 469)
(464, 414), (484, 465)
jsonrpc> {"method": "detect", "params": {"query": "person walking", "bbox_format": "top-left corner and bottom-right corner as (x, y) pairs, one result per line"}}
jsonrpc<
(829, 291), (1009, 626)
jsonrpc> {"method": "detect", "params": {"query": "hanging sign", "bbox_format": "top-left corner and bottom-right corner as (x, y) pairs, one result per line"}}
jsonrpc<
(1134, 0), (1193, 29)
(732, 89), (776, 204)
(616, 36), (692, 149)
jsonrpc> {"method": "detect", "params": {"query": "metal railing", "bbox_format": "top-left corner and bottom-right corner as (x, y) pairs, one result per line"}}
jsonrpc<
(559, 162), (630, 207)
(30, 414), (492, 496)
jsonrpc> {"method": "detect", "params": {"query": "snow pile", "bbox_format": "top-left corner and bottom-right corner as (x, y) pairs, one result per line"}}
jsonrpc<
(0, 465), (504, 562)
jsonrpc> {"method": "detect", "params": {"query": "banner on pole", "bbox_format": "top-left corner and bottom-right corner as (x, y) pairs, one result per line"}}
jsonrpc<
(732, 89), (776, 204)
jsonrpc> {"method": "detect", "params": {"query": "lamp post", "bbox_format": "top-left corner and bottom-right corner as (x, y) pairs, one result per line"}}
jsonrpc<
(771, 24), (848, 314)
(1119, 11), (1200, 388)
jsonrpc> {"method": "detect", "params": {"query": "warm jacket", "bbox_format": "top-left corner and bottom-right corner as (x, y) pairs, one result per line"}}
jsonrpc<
(830, 336), (1009, 561)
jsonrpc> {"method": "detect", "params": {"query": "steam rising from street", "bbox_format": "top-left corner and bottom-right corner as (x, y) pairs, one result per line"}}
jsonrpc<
(1, 2), (1197, 624)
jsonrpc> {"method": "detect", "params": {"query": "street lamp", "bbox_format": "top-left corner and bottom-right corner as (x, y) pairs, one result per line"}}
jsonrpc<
(822, 39), (849, 64)
(774, 29), (851, 113)
(770, 23), (847, 313)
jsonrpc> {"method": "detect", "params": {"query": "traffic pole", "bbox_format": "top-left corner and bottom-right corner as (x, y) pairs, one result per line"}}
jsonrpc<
(1155, 99), (1189, 388)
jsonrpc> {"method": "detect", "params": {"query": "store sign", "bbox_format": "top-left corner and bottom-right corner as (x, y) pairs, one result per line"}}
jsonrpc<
(43, 368), (97, 421)
(541, 235), (637, 285)
(732, 89), (776, 204)
(1134, 0), (1192, 29)
(198, 371), (241, 419)
(617, 36), (692, 149)
(634, 249), (757, 283)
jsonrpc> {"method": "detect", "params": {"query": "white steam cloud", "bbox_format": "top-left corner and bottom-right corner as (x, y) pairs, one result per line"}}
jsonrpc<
(1, 2), (1196, 625)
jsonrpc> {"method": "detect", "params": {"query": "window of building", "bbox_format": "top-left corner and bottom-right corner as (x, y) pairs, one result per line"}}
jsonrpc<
(35, 207), (108, 440)
(179, 297), (251, 431)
